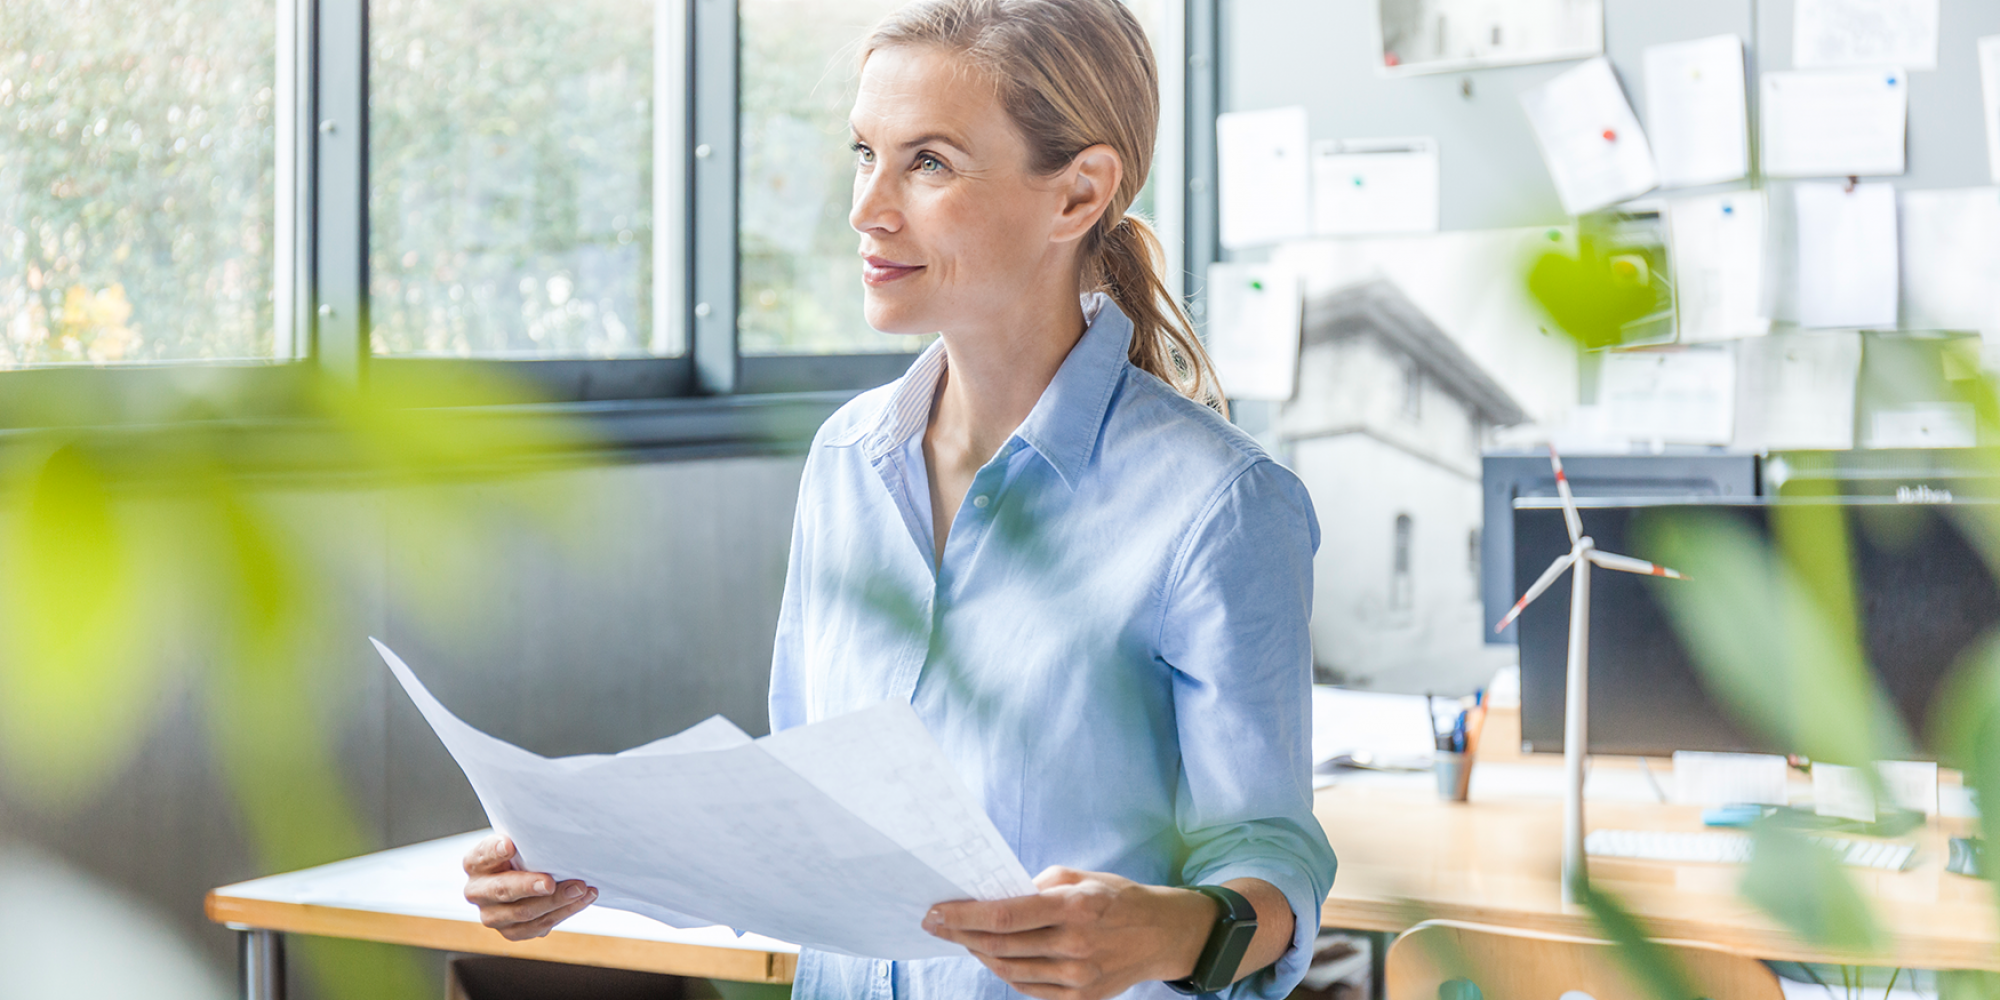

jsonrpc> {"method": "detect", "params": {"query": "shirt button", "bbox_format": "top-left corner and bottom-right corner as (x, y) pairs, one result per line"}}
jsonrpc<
(972, 494), (990, 508)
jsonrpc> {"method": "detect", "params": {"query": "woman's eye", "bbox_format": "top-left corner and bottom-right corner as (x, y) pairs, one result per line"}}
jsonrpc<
(852, 145), (874, 166)
(916, 154), (944, 174)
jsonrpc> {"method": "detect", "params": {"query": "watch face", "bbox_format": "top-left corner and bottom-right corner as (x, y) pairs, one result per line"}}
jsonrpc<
(1183, 885), (1259, 992)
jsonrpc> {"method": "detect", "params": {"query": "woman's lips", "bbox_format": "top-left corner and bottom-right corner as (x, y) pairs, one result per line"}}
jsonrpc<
(862, 256), (924, 286)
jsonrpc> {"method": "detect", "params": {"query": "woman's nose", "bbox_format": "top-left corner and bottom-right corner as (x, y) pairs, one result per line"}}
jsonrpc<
(849, 170), (901, 235)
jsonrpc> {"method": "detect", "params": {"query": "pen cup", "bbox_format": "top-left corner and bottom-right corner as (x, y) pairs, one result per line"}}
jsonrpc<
(1434, 751), (1473, 802)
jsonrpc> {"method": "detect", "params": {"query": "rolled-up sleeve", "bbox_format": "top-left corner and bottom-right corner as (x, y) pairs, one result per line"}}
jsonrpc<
(1157, 458), (1337, 1000)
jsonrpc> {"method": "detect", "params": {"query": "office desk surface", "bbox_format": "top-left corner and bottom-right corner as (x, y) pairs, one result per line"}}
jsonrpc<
(204, 831), (798, 984)
(1315, 773), (2000, 971)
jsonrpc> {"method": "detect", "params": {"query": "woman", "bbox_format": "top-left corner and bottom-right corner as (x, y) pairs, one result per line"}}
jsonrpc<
(462, 1), (1335, 996)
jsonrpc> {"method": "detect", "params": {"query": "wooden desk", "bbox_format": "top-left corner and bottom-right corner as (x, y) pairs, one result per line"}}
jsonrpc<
(1315, 766), (2000, 971)
(205, 831), (797, 1000)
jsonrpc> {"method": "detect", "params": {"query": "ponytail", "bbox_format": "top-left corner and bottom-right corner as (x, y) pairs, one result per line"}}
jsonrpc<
(1091, 215), (1227, 417)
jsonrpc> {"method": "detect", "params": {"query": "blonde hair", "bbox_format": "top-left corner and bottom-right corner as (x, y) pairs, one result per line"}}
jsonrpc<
(864, 0), (1227, 414)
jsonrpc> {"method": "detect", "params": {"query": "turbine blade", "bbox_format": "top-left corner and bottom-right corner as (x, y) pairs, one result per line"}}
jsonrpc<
(1494, 552), (1578, 633)
(1588, 549), (1688, 581)
(1550, 445), (1583, 544)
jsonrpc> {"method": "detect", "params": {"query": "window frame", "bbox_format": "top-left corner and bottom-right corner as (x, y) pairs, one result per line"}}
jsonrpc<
(1, 0), (1215, 446)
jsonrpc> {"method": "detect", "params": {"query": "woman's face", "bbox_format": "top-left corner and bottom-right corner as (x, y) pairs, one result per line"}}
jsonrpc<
(848, 45), (1089, 337)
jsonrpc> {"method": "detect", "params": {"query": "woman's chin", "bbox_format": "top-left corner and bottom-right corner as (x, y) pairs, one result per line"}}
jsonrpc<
(862, 299), (939, 337)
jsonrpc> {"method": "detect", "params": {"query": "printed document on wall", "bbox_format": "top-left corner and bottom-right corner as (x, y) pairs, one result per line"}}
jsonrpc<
(1519, 57), (1658, 215)
(1599, 348), (1736, 446)
(1900, 188), (2000, 336)
(1204, 262), (1302, 401)
(1982, 36), (2000, 185)
(1217, 107), (1310, 249)
(1761, 71), (1908, 178)
(1643, 35), (1749, 189)
(1794, 182), (1899, 330)
(1668, 191), (1769, 343)
(371, 639), (1037, 961)
(1733, 331), (1861, 451)
(1794, 0), (1938, 71)
(1310, 137), (1439, 236)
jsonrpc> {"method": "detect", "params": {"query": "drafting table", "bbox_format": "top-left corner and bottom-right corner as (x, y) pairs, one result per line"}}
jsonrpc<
(204, 831), (797, 1000)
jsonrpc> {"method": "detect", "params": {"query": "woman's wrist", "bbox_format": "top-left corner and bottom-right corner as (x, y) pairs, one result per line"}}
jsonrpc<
(1151, 885), (1224, 982)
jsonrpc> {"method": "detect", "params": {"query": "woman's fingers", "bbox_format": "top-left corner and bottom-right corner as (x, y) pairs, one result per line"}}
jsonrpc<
(462, 834), (519, 876)
(466, 868), (556, 905)
(497, 885), (600, 941)
(476, 879), (593, 929)
(928, 893), (1066, 936)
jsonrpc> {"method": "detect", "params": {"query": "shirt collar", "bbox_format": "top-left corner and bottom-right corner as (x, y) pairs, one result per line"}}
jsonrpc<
(858, 293), (1132, 490)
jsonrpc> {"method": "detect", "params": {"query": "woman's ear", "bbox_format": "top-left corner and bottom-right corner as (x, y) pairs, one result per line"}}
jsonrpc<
(1051, 144), (1122, 244)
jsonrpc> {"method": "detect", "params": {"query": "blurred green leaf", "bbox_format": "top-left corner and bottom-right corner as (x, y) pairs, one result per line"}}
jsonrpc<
(1740, 821), (1884, 955)
(0, 442), (163, 802)
(1526, 238), (1661, 350)
(1573, 881), (1701, 1000)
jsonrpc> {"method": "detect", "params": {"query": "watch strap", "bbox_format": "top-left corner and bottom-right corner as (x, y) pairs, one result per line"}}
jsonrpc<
(1163, 884), (1259, 995)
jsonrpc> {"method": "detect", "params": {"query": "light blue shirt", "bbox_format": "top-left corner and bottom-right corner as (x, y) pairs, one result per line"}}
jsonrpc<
(769, 295), (1337, 1000)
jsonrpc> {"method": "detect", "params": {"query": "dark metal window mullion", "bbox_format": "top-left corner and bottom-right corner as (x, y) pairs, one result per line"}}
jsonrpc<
(312, 0), (368, 382)
(690, 0), (740, 394)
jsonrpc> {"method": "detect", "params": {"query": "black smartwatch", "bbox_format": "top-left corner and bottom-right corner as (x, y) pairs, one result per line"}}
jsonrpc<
(1163, 884), (1258, 995)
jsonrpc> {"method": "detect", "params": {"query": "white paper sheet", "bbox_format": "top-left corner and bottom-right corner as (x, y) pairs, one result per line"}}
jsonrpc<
(1309, 687), (1436, 770)
(1733, 331), (1862, 451)
(1868, 402), (1977, 448)
(1900, 187), (2000, 336)
(1203, 262), (1301, 401)
(1519, 57), (1659, 215)
(1217, 107), (1311, 250)
(1599, 347), (1736, 445)
(1310, 137), (1439, 236)
(1668, 190), (1770, 343)
(1794, 0), (1938, 72)
(1670, 751), (1790, 807)
(1794, 181), (1900, 329)
(1644, 35), (1749, 189)
(372, 639), (1035, 960)
(1376, 0), (1603, 75)
(1761, 70), (1908, 178)
(1981, 36), (2000, 185)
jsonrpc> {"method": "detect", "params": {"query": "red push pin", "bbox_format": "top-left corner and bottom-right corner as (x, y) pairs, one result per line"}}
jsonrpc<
(1601, 128), (1617, 141)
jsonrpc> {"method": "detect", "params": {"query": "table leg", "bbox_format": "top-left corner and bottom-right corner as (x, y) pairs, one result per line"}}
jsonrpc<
(239, 928), (286, 1000)
(1368, 930), (1388, 1000)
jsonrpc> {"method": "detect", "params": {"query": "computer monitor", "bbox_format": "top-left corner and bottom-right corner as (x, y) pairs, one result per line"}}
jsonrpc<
(1514, 498), (2000, 761)
(1482, 453), (1760, 644)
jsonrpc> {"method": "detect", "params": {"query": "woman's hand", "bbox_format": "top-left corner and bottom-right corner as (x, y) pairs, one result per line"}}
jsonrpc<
(920, 867), (1222, 1000)
(461, 834), (598, 941)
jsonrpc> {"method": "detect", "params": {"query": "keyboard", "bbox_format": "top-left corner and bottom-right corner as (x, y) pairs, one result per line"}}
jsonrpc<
(1585, 829), (1916, 871)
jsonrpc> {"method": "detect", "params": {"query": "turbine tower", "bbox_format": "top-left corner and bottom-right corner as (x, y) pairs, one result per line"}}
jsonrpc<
(1495, 447), (1687, 904)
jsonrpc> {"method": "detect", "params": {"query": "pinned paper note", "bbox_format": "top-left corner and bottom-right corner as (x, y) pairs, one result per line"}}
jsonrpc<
(1671, 752), (1789, 807)
(1310, 137), (1439, 236)
(1733, 331), (1862, 452)
(1599, 347), (1736, 445)
(1643, 35), (1749, 189)
(1869, 402), (1976, 448)
(1761, 70), (1908, 178)
(1794, 181), (1899, 329)
(1794, 0), (1938, 72)
(1900, 188), (2000, 335)
(1376, 0), (1603, 75)
(1204, 262), (1301, 401)
(1982, 36), (2000, 185)
(1217, 107), (1310, 250)
(1519, 57), (1658, 215)
(1668, 190), (1769, 343)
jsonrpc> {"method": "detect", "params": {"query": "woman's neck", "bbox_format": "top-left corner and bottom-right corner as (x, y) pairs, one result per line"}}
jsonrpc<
(930, 289), (1089, 464)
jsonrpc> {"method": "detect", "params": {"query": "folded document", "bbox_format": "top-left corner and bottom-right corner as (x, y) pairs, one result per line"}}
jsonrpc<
(372, 638), (1037, 960)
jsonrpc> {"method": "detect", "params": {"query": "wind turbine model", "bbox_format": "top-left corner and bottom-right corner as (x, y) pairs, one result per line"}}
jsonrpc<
(1495, 446), (1687, 905)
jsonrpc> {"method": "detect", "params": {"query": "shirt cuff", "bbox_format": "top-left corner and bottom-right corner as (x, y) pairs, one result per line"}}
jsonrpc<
(1183, 858), (1329, 1000)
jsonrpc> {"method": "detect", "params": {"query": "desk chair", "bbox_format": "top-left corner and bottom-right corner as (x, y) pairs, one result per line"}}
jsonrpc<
(1384, 920), (1785, 1000)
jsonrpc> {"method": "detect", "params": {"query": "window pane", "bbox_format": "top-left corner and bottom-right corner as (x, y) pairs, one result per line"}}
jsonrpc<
(0, 0), (278, 367)
(369, 0), (672, 358)
(737, 0), (911, 356)
(737, 0), (1182, 356)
